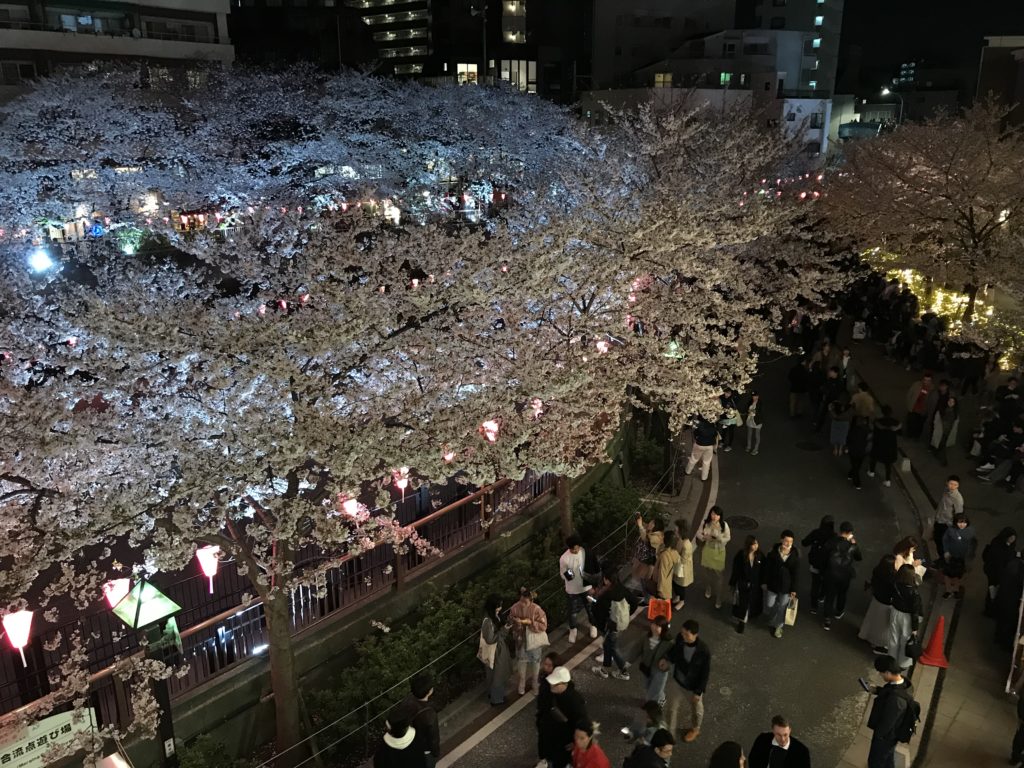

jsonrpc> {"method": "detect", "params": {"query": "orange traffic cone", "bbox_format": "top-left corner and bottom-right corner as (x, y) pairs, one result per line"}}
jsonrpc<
(919, 615), (949, 668)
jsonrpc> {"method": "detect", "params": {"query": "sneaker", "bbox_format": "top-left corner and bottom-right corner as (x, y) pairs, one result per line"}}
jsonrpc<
(883, 480), (891, 487)
(568, 628), (578, 644)
(715, 600), (722, 609)
(591, 666), (609, 678)
(673, 600), (684, 610)
(683, 728), (701, 743)
(594, 653), (605, 664)
(518, 682), (526, 695)
(867, 471), (876, 478)
(823, 619), (832, 631)
(854, 485), (862, 490)
(773, 627), (783, 639)
(723, 446), (733, 452)
(809, 603), (818, 615)
(745, 446), (751, 452)
(705, 587), (712, 599)
(611, 669), (631, 681)
(752, 449), (759, 455)
(979, 462), (996, 472)
(872, 645), (888, 655)
(835, 611), (846, 620)
(589, 625), (598, 639)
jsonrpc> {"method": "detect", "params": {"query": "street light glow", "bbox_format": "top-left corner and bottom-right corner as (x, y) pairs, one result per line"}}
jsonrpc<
(881, 87), (891, 95)
(28, 248), (54, 272)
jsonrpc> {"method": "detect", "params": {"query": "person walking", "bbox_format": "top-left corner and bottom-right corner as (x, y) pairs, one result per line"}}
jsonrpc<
(591, 572), (631, 681)
(397, 673), (441, 768)
(868, 405), (902, 487)
(511, 587), (549, 695)
(560, 534), (598, 644)
(547, 667), (589, 767)
(535, 652), (564, 768)
(480, 594), (512, 705)
(685, 416), (720, 481)
(671, 518), (695, 610)
(762, 530), (800, 639)
(847, 416), (871, 490)
(374, 715), (428, 768)
(802, 515), (835, 613)
(623, 728), (675, 768)
(822, 521), (862, 630)
(748, 714), (812, 768)
(695, 505), (731, 609)
(932, 475), (963, 559)
(930, 394), (960, 466)
(851, 381), (877, 420)
(788, 358), (810, 418)
(941, 513), (978, 599)
(982, 528), (1018, 616)
(867, 656), (916, 768)
(655, 530), (681, 604)
(859, 554), (898, 654)
(886, 565), (922, 670)
(639, 616), (674, 706)
(828, 400), (852, 457)
(905, 373), (933, 439)
(744, 390), (764, 455)
(729, 535), (764, 634)
(669, 619), (711, 743)
(571, 722), (611, 768)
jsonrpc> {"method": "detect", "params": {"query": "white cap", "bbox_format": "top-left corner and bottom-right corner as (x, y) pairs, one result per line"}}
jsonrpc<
(546, 666), (571, 686)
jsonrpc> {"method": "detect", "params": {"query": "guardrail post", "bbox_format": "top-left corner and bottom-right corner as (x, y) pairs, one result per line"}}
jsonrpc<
(481, 491), (492, 540)
(394, 547), (407, 591)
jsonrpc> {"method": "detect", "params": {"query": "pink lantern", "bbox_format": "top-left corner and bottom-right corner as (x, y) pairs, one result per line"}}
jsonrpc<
(341, 497), (360, 516)
(480, 420), (500, 442)
(3, 610), (33, 667)
(595, 339), (610, 354)
(103, 578), (131, 608)
(196, 546), (221, 594)
(530, 398), (544, 419)
(442, 448), (456, 463)
(393, 467), (410, 491)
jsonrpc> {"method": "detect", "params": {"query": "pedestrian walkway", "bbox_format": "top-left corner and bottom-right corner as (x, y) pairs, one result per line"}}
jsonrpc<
(850, 339), (1024, 768)
(435, 354), (916, 768)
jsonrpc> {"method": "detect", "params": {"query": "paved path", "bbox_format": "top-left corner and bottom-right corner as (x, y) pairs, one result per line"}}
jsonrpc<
(850, 339), (1024, 768)
(439, 354), (915, 768)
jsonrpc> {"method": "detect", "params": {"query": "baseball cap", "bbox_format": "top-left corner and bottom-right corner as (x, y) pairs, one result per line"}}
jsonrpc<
(546, 666), (571, 686)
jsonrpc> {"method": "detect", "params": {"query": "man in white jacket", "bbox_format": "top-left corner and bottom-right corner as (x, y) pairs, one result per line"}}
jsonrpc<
(560, 534), (598, 644)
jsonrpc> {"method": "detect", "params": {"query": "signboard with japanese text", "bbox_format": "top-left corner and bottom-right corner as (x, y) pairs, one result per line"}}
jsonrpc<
(0, 709), (96, 768)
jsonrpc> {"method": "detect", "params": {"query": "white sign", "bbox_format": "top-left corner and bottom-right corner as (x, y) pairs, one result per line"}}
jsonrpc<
(0, 709), (96, 768)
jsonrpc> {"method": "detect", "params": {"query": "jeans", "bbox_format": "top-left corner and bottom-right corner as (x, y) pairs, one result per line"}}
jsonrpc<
(566, 592), (593, 630)
(602, 629), (626, 671)
(764, 590), (792, 629)
(868, 735), (896, 768)
(747, 424), (762, 452)
(823, 576), (851, 620)
(646, 667), (670, 705)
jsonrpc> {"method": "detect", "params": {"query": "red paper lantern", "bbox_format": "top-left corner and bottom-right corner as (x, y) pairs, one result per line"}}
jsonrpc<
(196, 546), (221, 594)
(3, 610), (33, 667)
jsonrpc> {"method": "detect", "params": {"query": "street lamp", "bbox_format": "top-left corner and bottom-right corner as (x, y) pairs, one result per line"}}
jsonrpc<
(881, 87), (904, 125)
(110, 579), (182, 768)
(28, 248), (54, 273)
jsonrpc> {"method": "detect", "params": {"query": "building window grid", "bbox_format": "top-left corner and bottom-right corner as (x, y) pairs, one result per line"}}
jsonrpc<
(653, 72), (672, 88)
(500, 59), (536, 93)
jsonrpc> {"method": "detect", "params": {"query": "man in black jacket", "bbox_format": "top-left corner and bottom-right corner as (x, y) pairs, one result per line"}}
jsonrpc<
(749, 714), (811, 768)
(668, 619), (711, 743)
(546, 666), (589, 766)
(397, 673), (441, 767)
(763, 530), (800, 639)
(624, 728), (675, 767)
(867, 656), (913, 768)
(822, 522), (863, 631)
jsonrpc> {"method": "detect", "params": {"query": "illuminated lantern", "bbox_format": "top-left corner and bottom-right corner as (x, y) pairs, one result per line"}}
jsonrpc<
(196, 546), (221, 593)
(393, 467), (411, 499)
(530, 398), (544, 419)
(103, 579), (131, 608)
(596, 339), (610, 354)
(341, 497), (360, 516)
(3, 610), (33, 667)
(257, 304), (267, 316)
(442, 448), (456, 463)
(480, 420), (500, 442)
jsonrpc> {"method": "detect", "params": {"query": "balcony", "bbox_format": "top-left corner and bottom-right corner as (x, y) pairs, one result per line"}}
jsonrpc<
(0, 24), (234, 62)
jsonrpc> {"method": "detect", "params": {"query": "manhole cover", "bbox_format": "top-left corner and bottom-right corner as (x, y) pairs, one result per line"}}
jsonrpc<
(796, 440), (826, 451)
(728, 515), (759, 531)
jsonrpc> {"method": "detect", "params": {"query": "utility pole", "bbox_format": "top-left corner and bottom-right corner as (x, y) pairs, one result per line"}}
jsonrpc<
(470, 0), (487, 83)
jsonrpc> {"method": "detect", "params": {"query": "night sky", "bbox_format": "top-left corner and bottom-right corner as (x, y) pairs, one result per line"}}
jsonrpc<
(839, 0), (1024, 98)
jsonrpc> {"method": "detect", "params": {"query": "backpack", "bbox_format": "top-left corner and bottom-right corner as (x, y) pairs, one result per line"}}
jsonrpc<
(894, 690), (921, 743)
(808, 535), (829, 570)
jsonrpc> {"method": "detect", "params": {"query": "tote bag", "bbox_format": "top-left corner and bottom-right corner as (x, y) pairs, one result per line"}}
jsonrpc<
(477, 633), (497, 669)
(784, 597), (799, 626)
(525, 628), (550, 652)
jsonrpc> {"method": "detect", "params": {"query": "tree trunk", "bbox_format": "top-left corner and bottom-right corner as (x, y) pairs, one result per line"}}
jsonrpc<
(265, 592), (305, 766)
(962, 284), (978, 325)
(556, 475), (573, 538)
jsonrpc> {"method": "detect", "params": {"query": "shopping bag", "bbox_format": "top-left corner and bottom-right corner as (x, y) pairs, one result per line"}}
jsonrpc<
(477, 634), (496, 669)
(646, 598), (672, 622)
(525, 629), (549, 652)
(784, 597), (799, 626)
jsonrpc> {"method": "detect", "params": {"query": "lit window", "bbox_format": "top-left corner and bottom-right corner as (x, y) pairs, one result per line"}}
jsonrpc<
(812, 37), (821, 48)
(720, 72), (732, 86)
(654, 72), (672, 88)
(499, 59), (537, 92)
(457, 62), (479, 85)
(814, 15), (824, 25)
(808, 79), (818, 89)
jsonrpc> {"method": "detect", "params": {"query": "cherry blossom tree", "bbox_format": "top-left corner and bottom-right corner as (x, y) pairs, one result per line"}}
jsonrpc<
(0, 66), (848, 762)
(825, 100), (1024, 323)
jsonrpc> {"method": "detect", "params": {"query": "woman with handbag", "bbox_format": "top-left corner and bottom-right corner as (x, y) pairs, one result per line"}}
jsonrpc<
(639, 616), (674, 707)
(672, 519), (695, 610)
(511, 587), (550, 695)
(729, 535), (764, 634)
(886, 564), (922, 670)
(696, 505), (731, 609)
(480, 594), (512, 705)
(743, 391), (764, 455)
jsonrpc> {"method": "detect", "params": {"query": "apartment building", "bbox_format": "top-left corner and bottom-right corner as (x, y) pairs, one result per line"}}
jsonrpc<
(0, 1), (234, 99)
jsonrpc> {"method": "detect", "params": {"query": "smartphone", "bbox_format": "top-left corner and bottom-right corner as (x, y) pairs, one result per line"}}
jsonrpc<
(586, 595), (597, 603)
(564, 569), (575, 581)
(620, 727), (632, 738)
(858, 677), (872, 693)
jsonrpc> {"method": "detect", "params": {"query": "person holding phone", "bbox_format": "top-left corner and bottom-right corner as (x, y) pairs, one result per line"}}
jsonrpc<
(560, 534), (597, 644)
